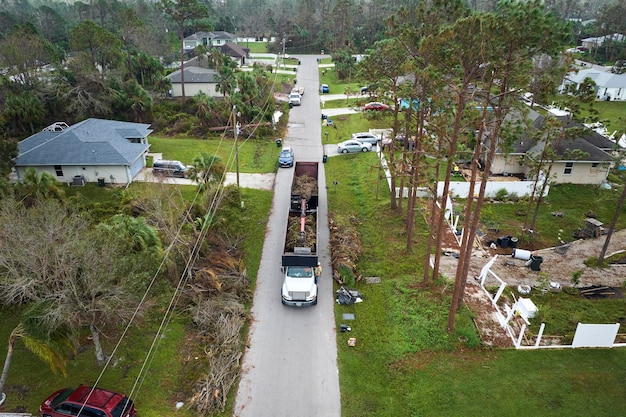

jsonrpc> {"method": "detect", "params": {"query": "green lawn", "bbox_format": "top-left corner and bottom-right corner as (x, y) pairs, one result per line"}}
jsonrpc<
(321, 113), (395, 145)
(243, 42), (270, 53)
(148, 135), (281, 173)
(325, 152), (626, 417)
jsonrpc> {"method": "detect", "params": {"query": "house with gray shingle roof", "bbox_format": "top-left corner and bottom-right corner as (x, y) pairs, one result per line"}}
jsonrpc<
(488, 108), (614, 185)
(561, 67), (626, 101)
(14, 119), (152, 185)
(166, 65), (220, 98)
(183, 30), (237, 51)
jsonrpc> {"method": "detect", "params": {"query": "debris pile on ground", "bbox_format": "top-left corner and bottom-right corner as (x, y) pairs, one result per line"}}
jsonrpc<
(336, 287), (365, 305)
(186, 239), (249, 414)
(328, 214), (363, 284)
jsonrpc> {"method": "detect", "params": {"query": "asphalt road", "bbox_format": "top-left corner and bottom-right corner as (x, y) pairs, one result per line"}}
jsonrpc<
(233, 55), (341, 417)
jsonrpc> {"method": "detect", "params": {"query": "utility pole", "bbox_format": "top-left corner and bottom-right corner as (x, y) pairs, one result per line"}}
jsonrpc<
(282, 33), (286, 69)
(232, 106), (240, 188)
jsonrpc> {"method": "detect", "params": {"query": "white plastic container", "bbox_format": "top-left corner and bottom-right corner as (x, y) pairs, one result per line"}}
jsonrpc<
(512, 248), (531, 261)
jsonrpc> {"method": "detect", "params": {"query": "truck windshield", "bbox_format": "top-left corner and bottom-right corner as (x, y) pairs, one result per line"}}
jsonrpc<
(286, 267), (313, 278)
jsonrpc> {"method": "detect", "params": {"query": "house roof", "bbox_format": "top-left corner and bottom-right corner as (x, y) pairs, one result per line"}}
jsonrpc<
(166, 66), (217, 83)
(566, 68), (626, 88)
(220, 42), (248, 58)
(497, 109), (613, 162)
(15, 119), (151, 167)
(211, 31), (237, 41)
(184, 31), (213, 42)
(184, 31), (236, 42)
(581, 33), (625, 45)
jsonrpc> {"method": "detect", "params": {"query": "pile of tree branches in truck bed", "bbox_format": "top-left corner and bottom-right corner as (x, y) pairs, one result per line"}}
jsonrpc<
(285, 214), (317, 252)
(292, 174), (317, 201)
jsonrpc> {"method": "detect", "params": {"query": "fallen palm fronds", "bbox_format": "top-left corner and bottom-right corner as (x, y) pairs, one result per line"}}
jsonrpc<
(328, 213), (363, 284)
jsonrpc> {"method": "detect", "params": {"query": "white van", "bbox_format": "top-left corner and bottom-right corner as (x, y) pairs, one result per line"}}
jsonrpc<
(152, 160), (190, 178)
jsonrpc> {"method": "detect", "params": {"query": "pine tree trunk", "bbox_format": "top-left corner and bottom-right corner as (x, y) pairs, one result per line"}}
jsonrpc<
(598, 183), (626, 263)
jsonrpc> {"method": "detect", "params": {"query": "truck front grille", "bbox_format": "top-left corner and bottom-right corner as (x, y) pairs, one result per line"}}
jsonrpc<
(289, 291), (309, 300)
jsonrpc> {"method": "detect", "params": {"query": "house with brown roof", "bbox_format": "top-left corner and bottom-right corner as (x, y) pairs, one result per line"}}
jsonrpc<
(487, 108), (614, 185)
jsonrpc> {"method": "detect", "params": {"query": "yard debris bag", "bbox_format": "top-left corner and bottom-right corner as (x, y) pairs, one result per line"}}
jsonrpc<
(336, 286), (364, 305)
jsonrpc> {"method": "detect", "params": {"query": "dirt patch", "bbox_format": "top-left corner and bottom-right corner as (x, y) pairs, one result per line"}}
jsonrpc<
(436, 226), (626, 347)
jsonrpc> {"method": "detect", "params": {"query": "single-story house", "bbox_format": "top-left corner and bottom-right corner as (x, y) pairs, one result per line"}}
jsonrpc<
(580, 33), (625, 50)
(14, 119), (152, 185)
(488, 109), (614, 185)
(166, 65), (220, 98)
(560, 67), (626, 101)
(183, 30), (237, 51)
(220, 42), (249, 66)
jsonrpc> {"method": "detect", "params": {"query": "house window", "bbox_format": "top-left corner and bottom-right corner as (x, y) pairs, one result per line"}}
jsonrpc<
(127, 137), (143, 144)
(564, 162), (573, 175)
(54, 165), (63, 176)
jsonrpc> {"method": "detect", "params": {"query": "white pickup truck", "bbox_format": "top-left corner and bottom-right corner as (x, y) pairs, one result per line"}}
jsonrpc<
(289, 92), (302, 106)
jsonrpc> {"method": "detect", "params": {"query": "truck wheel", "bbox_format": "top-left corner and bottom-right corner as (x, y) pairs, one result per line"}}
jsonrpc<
(362, 147), (369, 152)
(342, 149), (348, 154)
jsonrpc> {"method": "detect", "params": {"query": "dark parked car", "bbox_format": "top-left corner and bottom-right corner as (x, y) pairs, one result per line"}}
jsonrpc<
(278, 146), (295, 168)
(152, 160), (190, 178)
(364, 102), (390, 111)
(40, 386), (137, 417)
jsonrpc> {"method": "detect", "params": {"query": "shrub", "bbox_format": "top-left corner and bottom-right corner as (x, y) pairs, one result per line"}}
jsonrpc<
(495, 188), (508, 201)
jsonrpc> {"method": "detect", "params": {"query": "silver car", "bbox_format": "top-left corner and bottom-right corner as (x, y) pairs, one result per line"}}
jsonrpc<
(337, 140), (373, 153)
(350, 132), (380, 145)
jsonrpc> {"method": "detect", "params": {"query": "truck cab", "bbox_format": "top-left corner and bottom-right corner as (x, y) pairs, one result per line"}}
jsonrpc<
(281, 266), (317, 306)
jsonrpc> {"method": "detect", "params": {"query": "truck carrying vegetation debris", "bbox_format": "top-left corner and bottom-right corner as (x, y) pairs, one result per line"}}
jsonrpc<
(281, 162), (319, 306)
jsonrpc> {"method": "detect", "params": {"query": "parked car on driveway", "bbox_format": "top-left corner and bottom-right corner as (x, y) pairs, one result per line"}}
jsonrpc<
(152, 160), (190, 178)
(320, 84), (329, 93)
(351, 132), (380, 145)
(278, 147), (295, 167)
(40, 386), (137, 417)
(364, 102), (390, 111)
(337, 140), (373, 153)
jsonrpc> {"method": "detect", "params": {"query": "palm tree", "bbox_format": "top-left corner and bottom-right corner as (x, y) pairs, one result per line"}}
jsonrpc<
(0, 315), (74, 403)
(189, 152), (225, 190)
(15, 167), (65, 207)
(195, 92), (216, 127)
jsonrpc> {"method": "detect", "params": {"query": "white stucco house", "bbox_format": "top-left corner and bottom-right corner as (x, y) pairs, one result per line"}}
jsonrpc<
(580, 33), (625, 50)
(183, 31), (238, 51)
(14, 119), (152, 185)
(561, 67), (626, 101)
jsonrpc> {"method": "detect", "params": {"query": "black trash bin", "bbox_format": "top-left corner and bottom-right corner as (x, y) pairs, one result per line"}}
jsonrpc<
(510, 237), (518, 248)
(275, 138), (282, 147)
(323, 154), (328, 163)
(530, 255), (543, 271)
(97, 177), (105, 187)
